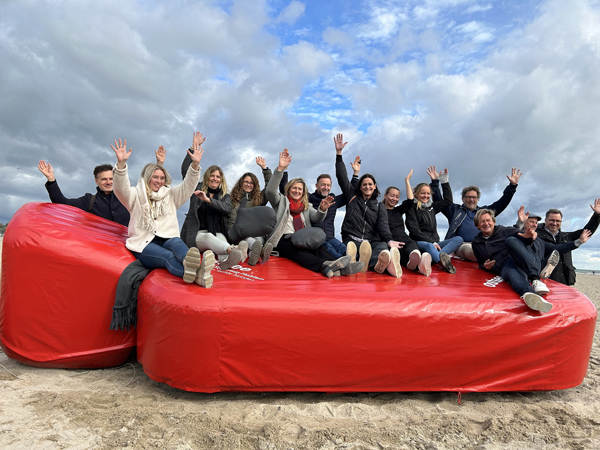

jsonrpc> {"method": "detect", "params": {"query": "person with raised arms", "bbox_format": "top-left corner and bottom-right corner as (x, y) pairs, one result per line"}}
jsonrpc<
(180, 132), (244, 271)
(111, 135), (215, 288)
(334, 134), (402, 277)
(406, 166), (463, 275)
(263, 149), (364, 277)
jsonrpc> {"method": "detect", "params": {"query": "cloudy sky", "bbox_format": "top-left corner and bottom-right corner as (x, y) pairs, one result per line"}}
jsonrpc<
(2, 0), (600, 269)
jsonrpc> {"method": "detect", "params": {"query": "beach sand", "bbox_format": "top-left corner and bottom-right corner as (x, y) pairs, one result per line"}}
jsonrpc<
(1, 236), (599, 449)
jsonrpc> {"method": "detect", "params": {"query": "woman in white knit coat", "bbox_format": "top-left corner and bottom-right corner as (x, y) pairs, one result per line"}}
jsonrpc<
(111, 135), (215, 288)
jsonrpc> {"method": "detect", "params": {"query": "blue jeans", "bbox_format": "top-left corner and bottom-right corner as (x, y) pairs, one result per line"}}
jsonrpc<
(322, 238), (346, 259)
(133, 237), (189, 278)
(416, 236), (463, 263)
(499, 237), (540, 296)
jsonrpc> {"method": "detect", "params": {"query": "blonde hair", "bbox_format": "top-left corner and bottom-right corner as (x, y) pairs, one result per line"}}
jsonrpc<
(412, 183), (431, 210)
(141, 163), (171, 196)
(201, 165), (228, 196)
(285, 178), (309, 210)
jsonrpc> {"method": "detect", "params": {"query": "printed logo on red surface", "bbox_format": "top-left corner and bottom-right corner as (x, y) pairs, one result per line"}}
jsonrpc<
(483, 276), (504, 288)
(215, 262), (265, 281)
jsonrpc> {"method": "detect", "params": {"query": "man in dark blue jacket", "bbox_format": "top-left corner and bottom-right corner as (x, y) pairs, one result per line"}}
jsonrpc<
(439, 168), (523, 261)
(38, 160), (130, 227)
(308, 157), (360, 258)
(472, 209), (591, 313)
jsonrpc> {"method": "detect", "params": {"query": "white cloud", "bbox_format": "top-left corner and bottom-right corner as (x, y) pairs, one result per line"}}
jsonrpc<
(275, 1), (306, 24)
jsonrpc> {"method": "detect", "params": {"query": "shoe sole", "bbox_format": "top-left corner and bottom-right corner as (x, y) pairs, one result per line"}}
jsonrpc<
(533, 283), (550, 296)
(237, 241), (249, 263)
(262, 242), (273, 263)
(439, 252), (456, 274)
(522, 292), (553, 313)
(418, 252), (432, 277)
(340, 261), (364, 275)
(407, 250), (420, 271)
(183, 247), (201, 283)
(323, 255), (351, 277)
(346, 241), (357, 263)
(219, 249), (242, 271)
(358, 241), (371, 273)
(196, 250), (216, 288)
(540, 250), (560, 279)
(388, 247), (402, 278)
(374, 251), (390, 274)
(248, 241), (263, 266)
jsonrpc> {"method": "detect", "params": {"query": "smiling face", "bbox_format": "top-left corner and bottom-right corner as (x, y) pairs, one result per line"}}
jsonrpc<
(289, 182), (304, 201)
(150, 169), (166, 192)
(242, 175), (254, 193)
(384, 188), (400, 209)
(315, 177), (331, 197)
(360, 177), (376, 199)
(95, 170), (114, 194)
(526, 217), (539, 230)
(208, 169), (221, 189)
(546, 213), (562, 233)
(463, 190), (480, 211)
(477, 213), (495, 236)
(417, 185), (431, 203)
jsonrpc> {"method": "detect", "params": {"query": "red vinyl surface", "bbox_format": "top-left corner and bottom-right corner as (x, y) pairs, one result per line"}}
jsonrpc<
(137, 252), (597, 393)
(0, 203), (136, 368)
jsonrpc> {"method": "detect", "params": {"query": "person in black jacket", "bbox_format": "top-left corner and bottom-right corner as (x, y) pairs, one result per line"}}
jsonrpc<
(383, 170), (431, 277)
(472, 209), (591, 313)
(406, 166), (463, 274)
(308, 157), (360, 258)
(535, 200), (600, 285)
(37, 156), (148, 227)
(334, 134), (402, 277)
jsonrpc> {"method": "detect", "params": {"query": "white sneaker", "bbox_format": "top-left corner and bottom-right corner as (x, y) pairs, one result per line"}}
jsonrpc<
(532, 279), (550, 295)
(540, 250), (559, 279)
(236, 241), (249, 263)
(386, 247), (402, 278)
(521, 292), (553, 313)
(248, 241), (263, 266)
(407, 250), (421, 271)
(374, 250), (390, 274)
(220, 249), (242, 271)
(418, 252), (432, 277)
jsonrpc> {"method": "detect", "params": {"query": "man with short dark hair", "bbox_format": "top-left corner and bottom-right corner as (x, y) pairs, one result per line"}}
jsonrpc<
(440, 168), (523, 261)
(472, 209), (591, 313)
(534, 200), (600, 285)
(308, 157), (361, 258)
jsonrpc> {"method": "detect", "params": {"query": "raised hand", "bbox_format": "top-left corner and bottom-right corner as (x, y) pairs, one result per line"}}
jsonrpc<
(278, 149), (292, 171)
(155, 145), (166, 165)
(255, 156), (267, 170)
(506, 167), (523, 185)
(405, 169), (414, 200)
(351, 155), (361, 175)
(519, 226), (537, 240)
(426, 165), (439, 180)
(517, 205), (528, 224)
(192, 132), (206, 152)
(405, 168), (413, 182)
(38, 160), (55, 181)
(579, 229), (592, 243)
(333, 133), (347, 155)
(111, 138), (132, 169)
(591, 199), (600, 215)
(319, 195), (335, 211)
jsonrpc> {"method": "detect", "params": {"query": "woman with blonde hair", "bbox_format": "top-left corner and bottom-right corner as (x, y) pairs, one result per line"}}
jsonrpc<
(111, 136), (215, 288)
(263, 149), (363, 277)
(180, 135), (244, 270)
(405, 166), (463, 274)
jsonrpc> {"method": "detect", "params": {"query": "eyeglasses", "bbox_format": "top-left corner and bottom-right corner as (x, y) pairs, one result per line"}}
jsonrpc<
(243, 181), (254, 186)
(463, 196), (478, 200)
(547, 219), (562, 223)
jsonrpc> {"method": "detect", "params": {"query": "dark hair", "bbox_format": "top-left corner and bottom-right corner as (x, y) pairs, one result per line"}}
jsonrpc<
(316, 174), (332, 183)
(230, 172), (262, 208)
(355, 174), (380, 199)
(545, 208), (563, 219)
(461, 185), (481, 199)
(94, 164), (113, 178)
(474, 208), (496, 226)
(385, 186), (400, 195)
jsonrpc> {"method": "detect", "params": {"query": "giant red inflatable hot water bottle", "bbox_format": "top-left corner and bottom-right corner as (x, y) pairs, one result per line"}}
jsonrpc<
(0, 202), (136, 368)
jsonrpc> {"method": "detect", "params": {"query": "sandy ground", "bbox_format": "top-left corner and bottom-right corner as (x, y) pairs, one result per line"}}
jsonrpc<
(1, 236), (599, 450)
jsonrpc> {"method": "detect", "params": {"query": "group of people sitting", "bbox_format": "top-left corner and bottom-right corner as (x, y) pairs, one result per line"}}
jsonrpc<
(38, 132), (600, 314)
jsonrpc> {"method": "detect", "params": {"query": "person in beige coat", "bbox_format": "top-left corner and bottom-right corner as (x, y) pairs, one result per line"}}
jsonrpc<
(111, 135), (215, 288)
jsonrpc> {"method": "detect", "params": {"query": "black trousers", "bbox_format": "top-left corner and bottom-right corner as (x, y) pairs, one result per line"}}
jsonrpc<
(276, 237), (336, 273)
